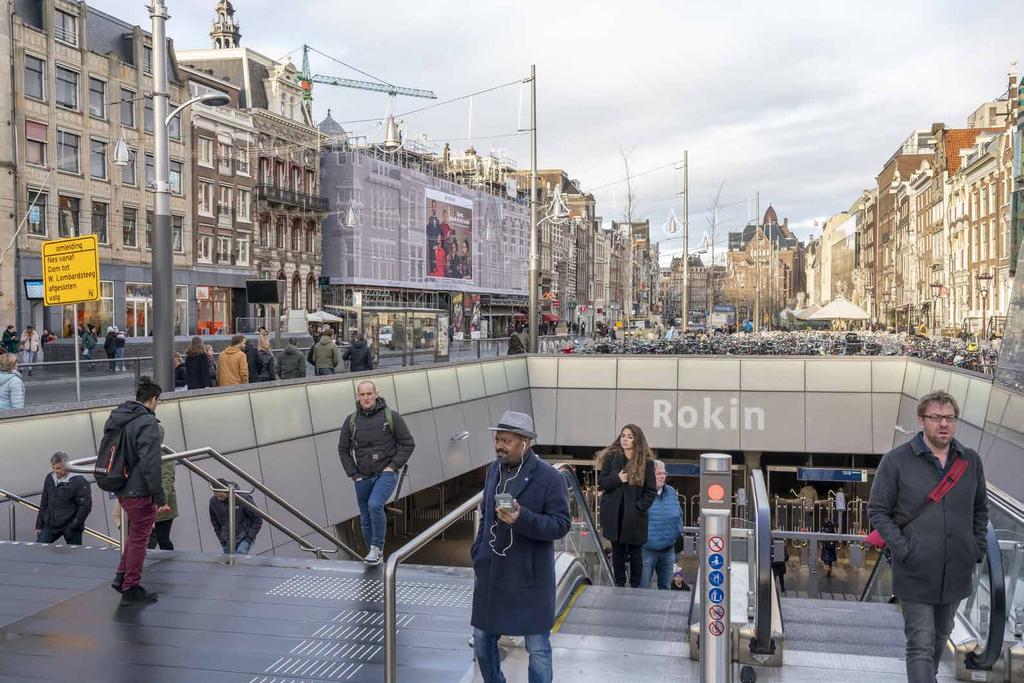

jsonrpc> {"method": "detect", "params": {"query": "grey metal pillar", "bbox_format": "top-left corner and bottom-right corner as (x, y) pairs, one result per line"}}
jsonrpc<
(227, 484), (237, 559)
(149, 0), (174, 392)
(528, 64), (539, 353)
(700, 452), (733, 683)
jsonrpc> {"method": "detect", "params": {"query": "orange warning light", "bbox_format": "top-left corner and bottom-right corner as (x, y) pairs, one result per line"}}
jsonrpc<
(707, 484), (725, 502)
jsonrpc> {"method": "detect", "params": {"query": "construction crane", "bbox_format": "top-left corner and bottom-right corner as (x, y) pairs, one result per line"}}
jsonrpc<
(299, 44), (436, 106)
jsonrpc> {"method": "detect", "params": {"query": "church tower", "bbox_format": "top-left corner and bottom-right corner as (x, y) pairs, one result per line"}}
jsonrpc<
(210, 0), (241, 49)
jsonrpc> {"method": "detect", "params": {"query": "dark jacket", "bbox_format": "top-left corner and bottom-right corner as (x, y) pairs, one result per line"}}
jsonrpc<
(337, 397), (415, 478)
(277, 344), (305, 380)
(35, 473), (92, 531)
(174, 364), (187, 389)
(103, 400), (166, 505)
(344, 340), (373, 372)
(507, 332), (526, 355)
(209, 484), (263, 546)
(1, 329), (18, 353)
(470, 450), (571, 636)
(185, 351), (213, 389)
(103, 331), (117, 354)
(598, 451), (657, 546)
(243, 341), (259, 381)
(255, 348), (278, 382)
(868, 432), (987, 604)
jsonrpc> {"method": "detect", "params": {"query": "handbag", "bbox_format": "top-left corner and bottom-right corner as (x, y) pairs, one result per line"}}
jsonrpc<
(865, 456), (969, 550)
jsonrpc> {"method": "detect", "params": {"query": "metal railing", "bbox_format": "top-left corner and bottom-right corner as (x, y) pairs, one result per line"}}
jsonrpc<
(0, 487), (120, 547)
(255, 184), (329, 211)
(555, 464), (614, 584)
(65, 445), (361, 561)
(964, 522), (1008, 671)
(749, 469), (775, 656)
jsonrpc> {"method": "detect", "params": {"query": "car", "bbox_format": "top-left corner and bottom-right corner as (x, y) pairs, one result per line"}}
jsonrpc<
(379, 325), (393, 349)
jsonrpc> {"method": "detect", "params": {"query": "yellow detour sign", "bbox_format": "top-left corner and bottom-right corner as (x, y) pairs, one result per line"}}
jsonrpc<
(42, 235), (100, 306)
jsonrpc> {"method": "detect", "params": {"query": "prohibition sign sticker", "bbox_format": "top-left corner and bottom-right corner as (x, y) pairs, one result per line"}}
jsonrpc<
(708, 536), (725, 553)
(708, 604), (725, 621)
(709, 620), (725, 637)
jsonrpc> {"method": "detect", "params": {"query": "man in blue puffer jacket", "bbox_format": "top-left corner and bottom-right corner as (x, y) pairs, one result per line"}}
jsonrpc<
(641, 459), (685, 589)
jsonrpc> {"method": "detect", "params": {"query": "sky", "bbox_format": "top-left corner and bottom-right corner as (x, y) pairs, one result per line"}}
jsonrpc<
(95, 0), (1022, 265)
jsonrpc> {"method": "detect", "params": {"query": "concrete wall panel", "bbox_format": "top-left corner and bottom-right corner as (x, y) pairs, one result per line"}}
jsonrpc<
(614, 390), (677, 449)
(251, 386), (313, 445)
(456, 364), (487, 403)
(806, 392), (872, 453)
(433, 403), (471, 480)
(872, 393), (902, 454)
(555, 389), (617, 445)
(806, 361), (871, 392)
(180, 393), (256, 454)
(426, 367), (461, 408)
(557, 358), (616, 389)
(741, 360), (804, 392)
(401, 411), (444, 493)
(481, 361), (509, 395)
(257, 437), (328, 528)
(530, 389), (557, 445)
(739, 391), (805, 451)
(526, 357), (558, 388)
(872, 360), (906, 393)
(306, 379), (355, 433)
(675, 391), (742, 452)
(504, 358), (529, 391)
(393, 370), (432, 414)
(617, 358), (678, 390)
(678, 359), (740, 391)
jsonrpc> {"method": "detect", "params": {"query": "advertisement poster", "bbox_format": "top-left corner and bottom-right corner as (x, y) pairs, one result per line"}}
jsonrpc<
(426, 189), (473, 281)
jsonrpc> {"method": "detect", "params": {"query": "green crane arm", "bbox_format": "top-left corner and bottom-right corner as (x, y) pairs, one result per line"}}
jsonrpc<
(310, 74), (436, 100)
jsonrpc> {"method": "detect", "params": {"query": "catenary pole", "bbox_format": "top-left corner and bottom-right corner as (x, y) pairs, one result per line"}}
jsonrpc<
(150, 0), (174, 391)
(528, 65), (539, 353)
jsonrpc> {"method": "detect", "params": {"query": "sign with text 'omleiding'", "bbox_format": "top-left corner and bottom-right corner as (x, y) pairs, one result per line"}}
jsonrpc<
(42, 235), (100, 306)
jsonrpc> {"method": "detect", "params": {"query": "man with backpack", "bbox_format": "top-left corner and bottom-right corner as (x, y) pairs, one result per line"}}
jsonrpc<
(868, 390), (988, 683)
(311, 327), (342, 375)
(337, 380), (415, 565)
(96, 377), (167, 606)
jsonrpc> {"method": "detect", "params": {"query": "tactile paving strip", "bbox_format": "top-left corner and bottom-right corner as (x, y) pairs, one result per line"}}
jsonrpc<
(266, 574), (473, 609)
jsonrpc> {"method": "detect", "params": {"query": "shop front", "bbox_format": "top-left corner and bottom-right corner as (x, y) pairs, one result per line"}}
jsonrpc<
(195, 286), (235, 336)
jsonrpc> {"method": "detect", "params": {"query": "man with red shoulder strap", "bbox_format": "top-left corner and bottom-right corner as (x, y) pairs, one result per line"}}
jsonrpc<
(869, 390), (988, 683)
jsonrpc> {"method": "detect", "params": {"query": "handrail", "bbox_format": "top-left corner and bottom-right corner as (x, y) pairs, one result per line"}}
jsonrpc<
(964, 521), (1007, 671)
(749, 469), (775, 655)
(858, 551), (890, 602)
(384, 491), (482, 683)
(65, 445), (361, 560)
(0, 487), (121, 547)
(554, 464), (614, 584)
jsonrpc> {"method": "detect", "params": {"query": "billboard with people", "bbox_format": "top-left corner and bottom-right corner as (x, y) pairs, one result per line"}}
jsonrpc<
(426, 189), (473, 281)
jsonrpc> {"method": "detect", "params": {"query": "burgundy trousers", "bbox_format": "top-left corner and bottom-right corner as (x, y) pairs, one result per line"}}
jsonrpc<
(116, 496), (157, 590)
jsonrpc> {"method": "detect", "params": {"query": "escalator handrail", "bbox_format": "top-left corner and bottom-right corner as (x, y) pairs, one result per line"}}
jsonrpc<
(554, 464), (615, 585)
(858, 551), (891, 602)
(964, 521), (1007, 671)
(750, 469), (775, 655)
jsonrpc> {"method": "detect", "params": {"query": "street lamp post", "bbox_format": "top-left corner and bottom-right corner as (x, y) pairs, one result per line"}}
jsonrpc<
(976, 271), (993, 340)
(929, 282), (942, 335)
(528, 65), (538, 353)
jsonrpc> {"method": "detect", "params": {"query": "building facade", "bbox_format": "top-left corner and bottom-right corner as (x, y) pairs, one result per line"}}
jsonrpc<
(724, 206), (804, 324)
(6, 0), (193, 338)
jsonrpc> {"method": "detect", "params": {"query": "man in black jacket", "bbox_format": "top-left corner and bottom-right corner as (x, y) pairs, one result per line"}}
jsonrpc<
(243, 338), (259, 383)
(35, 452), (92, 545)
(338, 380), (415, 565)
(209, 479), (263, 554)
(107, 377), (168, 606)
(868, 390), (988, 683)
(344, 331), (373, 372)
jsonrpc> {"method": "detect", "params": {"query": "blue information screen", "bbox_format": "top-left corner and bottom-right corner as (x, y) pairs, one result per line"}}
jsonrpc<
(797, 467), (867, 483)
(666, 463), (700, 477)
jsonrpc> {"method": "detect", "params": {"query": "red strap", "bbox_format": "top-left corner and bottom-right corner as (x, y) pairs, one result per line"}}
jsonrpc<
(927, 457), (969, 502)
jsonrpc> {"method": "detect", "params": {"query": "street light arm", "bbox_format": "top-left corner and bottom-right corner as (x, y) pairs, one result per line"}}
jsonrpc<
(165, 96), (202, 126)
(165, 93), (230, 125)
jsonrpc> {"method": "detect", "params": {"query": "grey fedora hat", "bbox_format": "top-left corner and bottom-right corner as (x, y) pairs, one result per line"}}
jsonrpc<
(488, 410), (537, 440)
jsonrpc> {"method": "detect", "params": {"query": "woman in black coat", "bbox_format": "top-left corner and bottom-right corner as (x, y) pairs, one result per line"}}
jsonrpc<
(598, 423), (657, 587)
(184, 336), (212, 390)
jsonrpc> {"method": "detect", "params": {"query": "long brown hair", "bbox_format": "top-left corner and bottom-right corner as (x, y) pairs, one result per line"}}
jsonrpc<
(186, 335), (205, 357)
(598, 423), (654, 486)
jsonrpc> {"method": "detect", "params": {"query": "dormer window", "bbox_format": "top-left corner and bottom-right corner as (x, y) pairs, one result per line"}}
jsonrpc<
(55, 10), (78, 47)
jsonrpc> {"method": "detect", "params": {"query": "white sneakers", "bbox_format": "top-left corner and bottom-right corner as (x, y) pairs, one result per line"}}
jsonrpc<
(364, 546), (383, 565)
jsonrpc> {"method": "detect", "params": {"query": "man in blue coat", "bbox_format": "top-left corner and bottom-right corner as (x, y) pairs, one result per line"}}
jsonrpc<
(471, 410), (571, 683)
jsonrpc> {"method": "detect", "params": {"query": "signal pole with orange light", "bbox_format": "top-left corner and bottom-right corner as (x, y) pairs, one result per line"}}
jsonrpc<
(700, 452), (733, 683)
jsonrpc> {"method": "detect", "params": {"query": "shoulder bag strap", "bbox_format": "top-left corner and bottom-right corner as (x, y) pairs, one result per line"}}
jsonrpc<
(899, 454), (970, 530)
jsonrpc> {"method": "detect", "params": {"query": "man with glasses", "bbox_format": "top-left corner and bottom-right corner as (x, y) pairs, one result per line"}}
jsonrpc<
(869, 390), (988, 682)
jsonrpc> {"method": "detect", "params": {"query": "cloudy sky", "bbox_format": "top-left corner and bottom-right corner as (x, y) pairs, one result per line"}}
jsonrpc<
(98, 0), (1021, 263)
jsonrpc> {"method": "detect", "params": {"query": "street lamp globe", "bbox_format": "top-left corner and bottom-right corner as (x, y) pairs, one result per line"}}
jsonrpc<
(199, 93), (230, 107)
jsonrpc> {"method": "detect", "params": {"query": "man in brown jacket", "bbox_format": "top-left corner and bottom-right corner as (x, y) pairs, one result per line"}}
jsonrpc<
(217, 335), (249, 386)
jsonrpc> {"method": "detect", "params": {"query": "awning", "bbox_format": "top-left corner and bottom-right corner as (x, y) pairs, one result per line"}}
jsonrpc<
(512, 312), (528, 321)
(807, 296), (870, 321)
(542, 313), (559, 323)
(306, 311), (344, 323)
(794, 304), (820, 320)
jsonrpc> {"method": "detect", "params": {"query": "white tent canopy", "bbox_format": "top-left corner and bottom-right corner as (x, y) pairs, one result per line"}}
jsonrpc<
(807, 296), (870, 321)
(306, 311), (344, 323)
(794, 304), (820, 320)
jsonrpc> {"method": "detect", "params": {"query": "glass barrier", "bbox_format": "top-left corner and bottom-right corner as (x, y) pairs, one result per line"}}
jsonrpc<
(555, 465), (614, 586)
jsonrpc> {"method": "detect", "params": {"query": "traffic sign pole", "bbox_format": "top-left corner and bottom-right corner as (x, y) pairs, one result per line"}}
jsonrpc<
(700, 452), (733, 683)
(72, 303), (81, 402)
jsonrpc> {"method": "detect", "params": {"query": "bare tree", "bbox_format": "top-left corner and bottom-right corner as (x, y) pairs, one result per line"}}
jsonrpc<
(619, 145), (637, 223)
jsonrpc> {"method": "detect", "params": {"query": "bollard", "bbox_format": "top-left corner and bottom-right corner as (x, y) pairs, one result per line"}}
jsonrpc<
(700, 452), (732, 683)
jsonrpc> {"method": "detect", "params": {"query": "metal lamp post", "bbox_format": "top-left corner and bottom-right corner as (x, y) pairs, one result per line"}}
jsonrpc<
(976, 271), (992, 340)
(147, 0), (229, 390)
(929, 282), (942, 335)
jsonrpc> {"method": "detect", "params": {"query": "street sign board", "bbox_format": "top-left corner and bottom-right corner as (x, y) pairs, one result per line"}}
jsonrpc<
(41, 235), (100, 306)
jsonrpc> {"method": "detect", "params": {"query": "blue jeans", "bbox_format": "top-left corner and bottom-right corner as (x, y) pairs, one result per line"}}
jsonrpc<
(641, 546), (676, 589)
(220, 538), (252, 555)
(473, 628), (552, 683)
(115, 347), (125, 371)
(354, 471), (397, 550)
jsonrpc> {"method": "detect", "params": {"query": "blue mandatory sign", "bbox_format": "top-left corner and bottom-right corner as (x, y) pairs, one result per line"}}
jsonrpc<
(708, 570), (725, 587)
(708, 587), (725, 604)
(708, 553), (725, 570)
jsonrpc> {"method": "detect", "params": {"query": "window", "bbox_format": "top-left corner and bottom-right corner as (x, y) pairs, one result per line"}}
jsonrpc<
(91, 201), (108, 244)
(275, 221), (285, 248)
(58, 195), (79, 238)
(292, 166), (301, 191)
(145, 210), (152, 250)
(218, 142), (233, 175)
(120, 88), (135, 128)
(143, 46), (153, 75)
(259, 219), (268, 246)
(26, 190), (46, 236)
(55, 10), (78, 46)
(90, 139), (107, 179)
(306, 169), (316, 195)
(57, 130), (80, 173)
(24, 54), (45, 101)
(197, 235), (212, 263)
(123, 207), (138, 248)
(219, 186), (232, 220)
(25, 121), (47, 166)
(236, 145), (250, 175)
(217, 236), (231, 262)
(145, 153), (154, 188)
(88, 78), (105, 119)
(236, 236), (249, 266)
(172, 215), (183, 253)
(168, 110), (181, 140)
(237, 188), (251, 222)
(55, 66), (79, 110)
(144, 96), (154, 133)
(291, 225), (300, 250)
(121, 148), (136, 186)
(197, 137), (213, 167)
(169, 160), (182, 194)
(198, 181), (214, 216)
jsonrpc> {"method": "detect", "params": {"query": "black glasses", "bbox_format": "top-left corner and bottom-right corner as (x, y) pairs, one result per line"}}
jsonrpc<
(923, 414), (958, 425)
